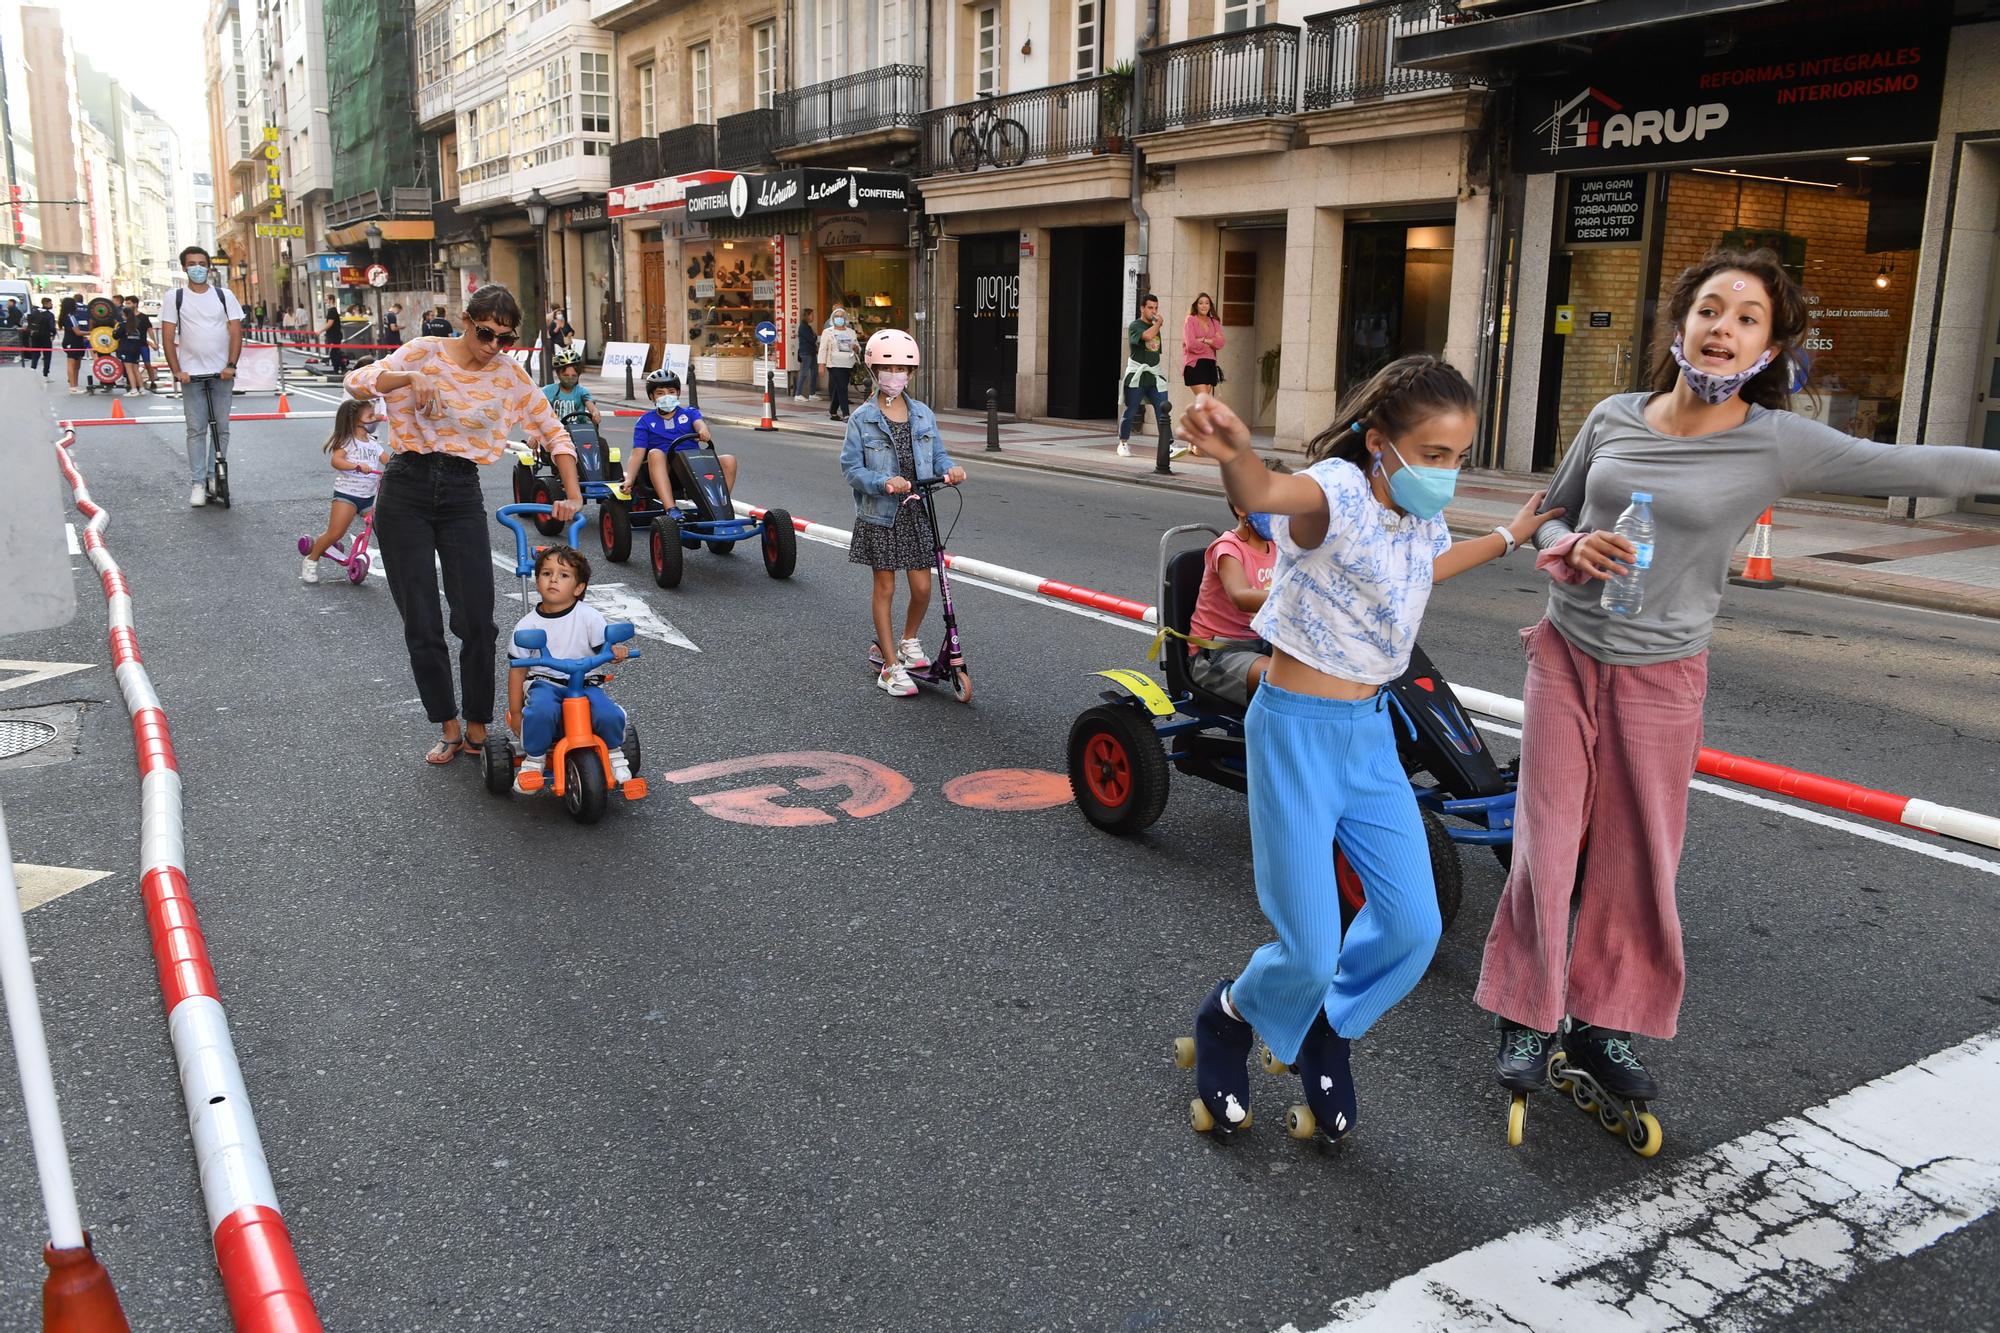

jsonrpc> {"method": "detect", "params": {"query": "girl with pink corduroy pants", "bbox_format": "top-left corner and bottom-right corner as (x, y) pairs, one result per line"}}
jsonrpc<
(1476, 247), (2000, 1117)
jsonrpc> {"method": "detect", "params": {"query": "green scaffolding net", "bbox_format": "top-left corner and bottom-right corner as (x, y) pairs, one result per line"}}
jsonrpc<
(325, 0), (421, 204)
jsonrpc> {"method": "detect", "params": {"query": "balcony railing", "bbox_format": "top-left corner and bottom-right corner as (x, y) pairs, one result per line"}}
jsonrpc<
(610, 136), (660, 187)
(658, 122), (718, 177)
(719, 107), (780, 170)
(918, 75), (1133, 177)
(1303, 1), (1473, 109)
(776, 65), (926, 150)
(326, 187), (436, 229)
(1136, 24), (1300, 135)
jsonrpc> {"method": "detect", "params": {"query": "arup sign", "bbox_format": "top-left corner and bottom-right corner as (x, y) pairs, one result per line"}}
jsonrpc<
(1534, 88), (1728, 157)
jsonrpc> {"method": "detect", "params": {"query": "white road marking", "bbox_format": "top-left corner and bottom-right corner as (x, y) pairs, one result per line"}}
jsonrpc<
(0, 660), (93, 694)
(486, 550), (697, 652)
(64, 523), (79, 555)
(1288, 1026), (2000, 1333)
(12, 864), (111, 913)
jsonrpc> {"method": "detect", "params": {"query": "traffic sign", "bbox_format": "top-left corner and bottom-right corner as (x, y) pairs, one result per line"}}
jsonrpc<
(365, 264), (390, 289)
(754, 321), (778, 346)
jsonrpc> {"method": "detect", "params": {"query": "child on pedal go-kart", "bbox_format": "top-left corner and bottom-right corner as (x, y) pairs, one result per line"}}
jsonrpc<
(635, 368), (735, 498)
(542, 346), (602, 429)
(1186, 457), (1290, 705)
(506, 543), (633, 796)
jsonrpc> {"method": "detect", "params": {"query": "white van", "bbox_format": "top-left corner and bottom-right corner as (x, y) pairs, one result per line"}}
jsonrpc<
(0, 278), (31, 314)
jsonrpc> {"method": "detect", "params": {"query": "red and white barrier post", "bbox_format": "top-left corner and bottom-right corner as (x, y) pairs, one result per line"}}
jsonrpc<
(54, 431), (322, 1332)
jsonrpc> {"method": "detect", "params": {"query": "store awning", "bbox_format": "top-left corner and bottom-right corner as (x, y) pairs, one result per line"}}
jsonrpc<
(1397, 0), (1785, 74)
(324, 219), (435, 248)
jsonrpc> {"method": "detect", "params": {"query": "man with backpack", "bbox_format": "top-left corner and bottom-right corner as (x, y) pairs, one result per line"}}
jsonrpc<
(421, 305), (453, 337)
(159, 245), (245, 507)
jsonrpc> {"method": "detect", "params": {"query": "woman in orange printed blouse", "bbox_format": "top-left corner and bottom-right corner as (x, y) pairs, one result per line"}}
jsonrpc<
(346, 283), (585, 766)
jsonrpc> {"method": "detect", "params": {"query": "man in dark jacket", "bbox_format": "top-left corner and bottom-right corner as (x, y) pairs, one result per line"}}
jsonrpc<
(24, 297), (56, 375)
(793, 308), (819, 402)
(421, 306), (453, 337)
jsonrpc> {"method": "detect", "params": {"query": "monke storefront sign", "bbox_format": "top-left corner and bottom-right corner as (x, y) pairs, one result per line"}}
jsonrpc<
(1514, 0), (1948, 172)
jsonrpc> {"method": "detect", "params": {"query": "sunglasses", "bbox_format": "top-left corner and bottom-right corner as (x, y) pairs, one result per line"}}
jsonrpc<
(471, 324), (520, 347)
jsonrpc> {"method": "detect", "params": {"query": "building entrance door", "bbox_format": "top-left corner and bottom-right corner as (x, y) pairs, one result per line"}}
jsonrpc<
(1047, 226), (1123, 420)
(1974, 234), (2000, 514)
(957, 232), (1019, 412)
(641, 241), (666, 368)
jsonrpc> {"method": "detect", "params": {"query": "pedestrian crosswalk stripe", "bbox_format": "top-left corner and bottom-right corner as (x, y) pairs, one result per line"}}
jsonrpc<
(0, 660), (93, 694)
(12, 863), (111, 912)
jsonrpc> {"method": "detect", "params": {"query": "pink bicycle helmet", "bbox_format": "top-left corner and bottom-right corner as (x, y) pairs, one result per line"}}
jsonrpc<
(864, 327), (921, 368)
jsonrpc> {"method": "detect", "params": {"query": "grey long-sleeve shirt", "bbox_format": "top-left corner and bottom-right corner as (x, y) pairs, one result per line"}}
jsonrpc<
(1532, 393), (2000, 665)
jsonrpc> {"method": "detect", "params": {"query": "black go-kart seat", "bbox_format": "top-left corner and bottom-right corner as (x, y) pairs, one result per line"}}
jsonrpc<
(567, 419), (620, 486)
(627, 446), (732, 522)
(1160, 545), (1249, 721)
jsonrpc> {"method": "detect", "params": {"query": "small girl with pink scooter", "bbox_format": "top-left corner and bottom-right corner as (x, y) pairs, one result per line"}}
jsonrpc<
(300, 396), (388, 584)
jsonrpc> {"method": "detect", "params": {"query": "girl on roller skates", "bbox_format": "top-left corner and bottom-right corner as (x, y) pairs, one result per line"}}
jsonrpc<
(1172, 359), (1558, 1142)
(1477, 248), (2000, 1153)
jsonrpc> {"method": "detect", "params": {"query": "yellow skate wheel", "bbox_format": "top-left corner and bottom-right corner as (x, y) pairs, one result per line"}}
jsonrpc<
(1173, 1037), (1195, 1070)
(1286, 1104), (1316, 1140)
(1630, 1112), (1664, 1158)
(1600, 1105), (1626, 1135)
(1506, 1094), (1527, 1148)
(1259, 1045), (1289, 1076)
(1189, 1097), (1215, 1133)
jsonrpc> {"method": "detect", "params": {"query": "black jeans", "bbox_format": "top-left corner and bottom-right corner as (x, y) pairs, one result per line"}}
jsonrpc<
(828, 366), (852, 418)
(375, 453), (497, 726)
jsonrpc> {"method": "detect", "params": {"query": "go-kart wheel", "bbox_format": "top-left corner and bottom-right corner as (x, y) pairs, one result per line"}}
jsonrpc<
(528, 478), (562, 536)
(563, 748), (609, 825)
(512, 462), (537, 506)
(761, 508), (798, 579)
(482, 734), (514, 796)
(1335, 805), (1463, 937)
(706, 539), (735, 556)
(649, 515), (684, 588)
(621, 722), (641, 777)
(1066, 704), (1169, 834)
(599, 499), (632, 563)
(347, 554), (370, 585)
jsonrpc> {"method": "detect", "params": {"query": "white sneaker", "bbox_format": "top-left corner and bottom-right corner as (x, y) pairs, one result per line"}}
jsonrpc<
(513, 754), (546, 795)
(897, 637), (930, 670)
(1116, 442), (1132, 457)
(300, 555), (319, 584)
(877, 664), (918, 697)
(69, 386), (84, 395)
(609, 749), (633, 783)
(1169, 442), (1193, 460)
(189, 484), (207, 507)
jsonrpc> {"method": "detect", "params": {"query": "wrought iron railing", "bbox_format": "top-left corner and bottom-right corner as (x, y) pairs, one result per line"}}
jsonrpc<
(776, 65), (926, 149)
(718, 108), (781, 170)
(918, 75), (1133, 176)
(1137, 24), (1301, 134)
(326, 187), (437, 228)
(658, 122), (718, 176)
(609, 136), (660, 187)
(1302, 1), (1473, 110)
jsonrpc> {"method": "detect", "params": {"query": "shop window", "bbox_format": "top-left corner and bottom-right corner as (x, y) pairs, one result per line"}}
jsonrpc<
(1339, 221), (1454, 394)
(975, 7), (999, 98)
(1075, 0), (1101, 78)
(638, 61), (656, 139)
(754, 23), (777, 109)
(823, 253), (909, 345)
(688, 239), (779, 361)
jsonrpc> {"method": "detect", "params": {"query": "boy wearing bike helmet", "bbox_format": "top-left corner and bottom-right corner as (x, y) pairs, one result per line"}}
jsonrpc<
(633, 368), (736, 505)
(542, 346), (601, 427)
(838, 328), (965, 697)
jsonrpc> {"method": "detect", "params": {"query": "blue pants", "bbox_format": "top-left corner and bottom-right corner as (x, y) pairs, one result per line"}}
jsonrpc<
(521, 682), (625, 758)
(1119, 379), (1171, 442)
(1229, 682), (1441, 1063)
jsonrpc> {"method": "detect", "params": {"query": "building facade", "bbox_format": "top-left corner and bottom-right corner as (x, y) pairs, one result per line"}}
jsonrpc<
(0, 0), (43, 277)
(21, 5), (88, 284)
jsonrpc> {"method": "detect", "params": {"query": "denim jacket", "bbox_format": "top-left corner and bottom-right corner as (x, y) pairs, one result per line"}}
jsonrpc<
(840, 396), (956, 528)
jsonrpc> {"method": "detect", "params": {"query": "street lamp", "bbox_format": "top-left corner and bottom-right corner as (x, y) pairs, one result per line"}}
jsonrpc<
(364, 221), (385, 349)
(524, 188), (551, 384)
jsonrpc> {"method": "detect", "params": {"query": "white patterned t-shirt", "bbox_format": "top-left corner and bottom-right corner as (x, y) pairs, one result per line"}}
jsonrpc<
(1250, 458), (1452, 686)
(332, 429), (389, 500)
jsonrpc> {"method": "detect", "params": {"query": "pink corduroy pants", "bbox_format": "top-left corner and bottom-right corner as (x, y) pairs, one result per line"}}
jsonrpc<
(1474, 618), (1708, 1040)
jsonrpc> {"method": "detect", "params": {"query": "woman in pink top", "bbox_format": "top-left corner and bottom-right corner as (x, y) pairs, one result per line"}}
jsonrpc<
(1186, 461), (1286, 704)
(1182, 293), (1224, 391)
(346, 284), (584, 765)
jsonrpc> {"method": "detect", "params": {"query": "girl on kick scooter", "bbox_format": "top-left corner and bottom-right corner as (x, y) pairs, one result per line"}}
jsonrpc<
(1477, 248), (2000, 1155)
(838, 328), (965, 699)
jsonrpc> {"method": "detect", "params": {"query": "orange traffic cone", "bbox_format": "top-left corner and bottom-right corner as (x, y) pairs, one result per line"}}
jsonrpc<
(1730, 506), (1783, 589)
(43, 1235), (131, 1332)
(755, 377), (775, 432)
(276, 391), (291, 417)
(108, 397), (125, 421)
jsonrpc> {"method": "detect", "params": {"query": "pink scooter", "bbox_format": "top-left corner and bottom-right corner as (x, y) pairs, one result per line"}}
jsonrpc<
(297, 476), (381, 585)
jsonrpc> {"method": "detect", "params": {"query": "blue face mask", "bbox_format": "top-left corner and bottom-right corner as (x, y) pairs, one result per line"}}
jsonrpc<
(1245, 512), (1274, 541)
(185, 265), (209, 285)
(654, 394), (678, 413)
(833, 316), (846, 328)
(1377, 440), (1458, 520)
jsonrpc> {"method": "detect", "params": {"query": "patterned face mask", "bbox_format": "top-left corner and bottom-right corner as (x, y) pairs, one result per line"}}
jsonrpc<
(1671, 333), (1778, 405)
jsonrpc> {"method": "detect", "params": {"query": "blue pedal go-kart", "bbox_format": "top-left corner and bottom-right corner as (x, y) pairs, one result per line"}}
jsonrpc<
(483, 503), (646, 824)
(614, 439), (798, 590)
(1065, 525), (1520, 934)
(511, 408), (624, 535)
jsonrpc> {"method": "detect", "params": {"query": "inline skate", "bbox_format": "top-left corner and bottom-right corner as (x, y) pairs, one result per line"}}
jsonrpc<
(1547, 1021), (1663, 1158)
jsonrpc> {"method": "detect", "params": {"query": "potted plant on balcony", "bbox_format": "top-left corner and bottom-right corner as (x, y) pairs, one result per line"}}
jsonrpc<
(1099, 61), (1135, 154)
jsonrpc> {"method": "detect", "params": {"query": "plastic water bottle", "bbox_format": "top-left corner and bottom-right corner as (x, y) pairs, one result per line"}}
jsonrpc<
(1600, 492), (1655, 616)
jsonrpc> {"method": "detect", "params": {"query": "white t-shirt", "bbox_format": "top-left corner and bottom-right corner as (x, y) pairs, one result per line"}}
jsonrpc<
(333, 429), (389, 499)
(159, 283), (245, 376)
(1251, 458), (1453, 686)
(511, 600), (609, 684)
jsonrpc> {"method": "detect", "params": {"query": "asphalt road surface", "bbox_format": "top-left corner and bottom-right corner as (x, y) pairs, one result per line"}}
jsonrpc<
(2, 381), (1996, 1331)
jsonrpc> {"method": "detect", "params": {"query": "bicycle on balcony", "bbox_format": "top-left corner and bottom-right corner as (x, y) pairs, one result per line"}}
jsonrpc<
(949, 95), (1030, 173)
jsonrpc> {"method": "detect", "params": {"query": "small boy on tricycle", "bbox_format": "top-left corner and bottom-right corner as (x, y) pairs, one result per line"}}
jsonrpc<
(504, 542), (641, 810)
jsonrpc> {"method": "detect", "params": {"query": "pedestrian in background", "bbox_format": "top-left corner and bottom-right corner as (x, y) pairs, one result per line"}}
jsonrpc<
(421, 305), (453, 338)
(793, 307), (819, 402)
(384, 301), (402, 347)
(1183, 293), (1224, 393)
(324, 305), (346, 376)
(1475, 247), (2000, 1120)
(1117, 293), (1171, 459)
(116, 294), (150, 395)
(820, 305), (859, 422)
(159, 246), (245, 507)
(25, 297), (55, 377)
(59, 294), (88, 393)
